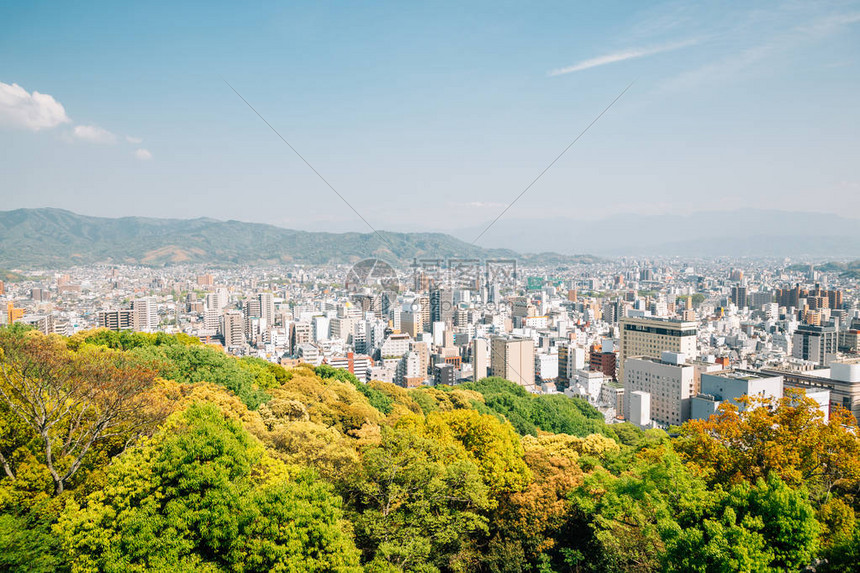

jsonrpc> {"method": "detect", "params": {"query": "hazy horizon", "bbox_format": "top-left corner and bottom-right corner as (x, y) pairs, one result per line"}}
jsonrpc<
(2, 0), (859, 243)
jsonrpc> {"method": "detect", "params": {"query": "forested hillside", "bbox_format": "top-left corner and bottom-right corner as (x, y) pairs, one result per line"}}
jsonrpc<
(0, 208), (599, 268)
(1, 326), (859, 572)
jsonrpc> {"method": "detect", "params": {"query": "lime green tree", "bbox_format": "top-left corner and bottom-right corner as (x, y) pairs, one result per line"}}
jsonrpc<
(346, 424), (490, 572)
(58, 402), (361, 573)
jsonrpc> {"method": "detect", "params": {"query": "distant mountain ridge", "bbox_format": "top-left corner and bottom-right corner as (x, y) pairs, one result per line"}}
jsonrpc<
(0, 208), (599, 268)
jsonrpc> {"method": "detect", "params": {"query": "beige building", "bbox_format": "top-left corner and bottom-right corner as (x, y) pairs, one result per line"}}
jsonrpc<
(472, 337), (490, 381)
(619, 316), (697, 382)
(490, 337), (535, 389)
(401, 310), (424, 338)
(624, 352), (696, 426)
(221, 311), (245, 348)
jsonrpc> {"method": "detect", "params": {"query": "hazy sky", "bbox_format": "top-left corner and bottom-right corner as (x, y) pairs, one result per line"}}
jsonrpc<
(1, 0), (859, 245)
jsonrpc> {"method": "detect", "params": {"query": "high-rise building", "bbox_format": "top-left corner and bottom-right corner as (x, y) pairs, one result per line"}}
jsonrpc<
(380, 333), (412, 358)
(330, 317), (355, 342)
(624, 352), (696, 426)
(792, 324), (839, 366)
(203, 308), (220, 330)
(472, 338), (490, 381)
(490, 337), (535, 388)
(731, 285), (747, 308)
(221, 311), (245, 348)
(258, 292), (275, 325)
(132, 297), (158, 332)
(401, 310), (424, 338)
(409, 340), (430, 381)
(535, 353), (559, 380)
(590, 340), (617, 380)
(244, 298), (262, 319)
(430, 288), (454, 325)
(618, 317), (697, 382)
(30, 287), (49, 302)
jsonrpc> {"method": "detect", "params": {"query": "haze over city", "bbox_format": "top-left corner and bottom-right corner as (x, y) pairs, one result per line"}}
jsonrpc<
(2, 0), (860, 247)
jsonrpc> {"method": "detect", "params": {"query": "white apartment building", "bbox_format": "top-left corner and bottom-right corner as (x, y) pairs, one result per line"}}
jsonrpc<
(624, 352), (696, 426)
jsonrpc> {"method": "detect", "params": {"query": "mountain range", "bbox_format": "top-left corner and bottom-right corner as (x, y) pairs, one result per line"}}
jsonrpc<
(0, 208), (599, 269)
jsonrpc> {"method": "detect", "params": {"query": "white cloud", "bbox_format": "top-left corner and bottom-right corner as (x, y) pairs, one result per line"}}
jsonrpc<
(549, 39), (699, 76)
(73, 124), (117, 144)
(0, 81), (70, 130)
(126, 135), (142, 144)
(135, 148), (152, 160)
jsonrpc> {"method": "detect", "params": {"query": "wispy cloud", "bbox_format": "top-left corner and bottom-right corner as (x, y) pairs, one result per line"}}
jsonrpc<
(797, 11), (860, 35)
(661, 9), (860, 92)
(73, 124), (117, 144)
(0, 81), (70, 131)
(549, 39), (698, 76)
(126, 135), (143, 144)
(134, 148), (152, 160)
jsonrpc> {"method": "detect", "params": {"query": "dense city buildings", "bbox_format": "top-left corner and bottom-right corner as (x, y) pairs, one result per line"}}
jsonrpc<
(0, 256), (857, 428)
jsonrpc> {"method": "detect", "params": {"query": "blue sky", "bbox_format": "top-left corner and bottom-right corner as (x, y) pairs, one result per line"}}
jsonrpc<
(1, 0), (859, 245)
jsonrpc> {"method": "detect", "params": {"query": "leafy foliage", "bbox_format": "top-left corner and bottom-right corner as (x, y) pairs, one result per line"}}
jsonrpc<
(57, 403), (361, 573)
(0, 330), (858, 572)
(458, 377), (619, 439)
(130, 343), (270, 409)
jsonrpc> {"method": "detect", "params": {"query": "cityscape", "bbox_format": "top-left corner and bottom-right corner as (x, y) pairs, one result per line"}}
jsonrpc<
(4, 252), (860, 429)
(3, 0), (860, 571)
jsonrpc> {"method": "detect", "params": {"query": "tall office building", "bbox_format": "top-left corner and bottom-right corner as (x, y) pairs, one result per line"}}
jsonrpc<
(619, 317), (697, 382)
(221, 311), (245, 347)
(490, 337), (535, 388)
(731, 285), (747, 308)
(258, 292), (275, 325)
(472, 337), (490, 381)
(203, 308), (220, 330)
(244, 298), (262, 319)
(132, 297), (158, 332)
(430, 288), (454, 325)
(792, 324), (839, 366)
(624, 352), (696, 426)
(401, 310), (424, 338)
